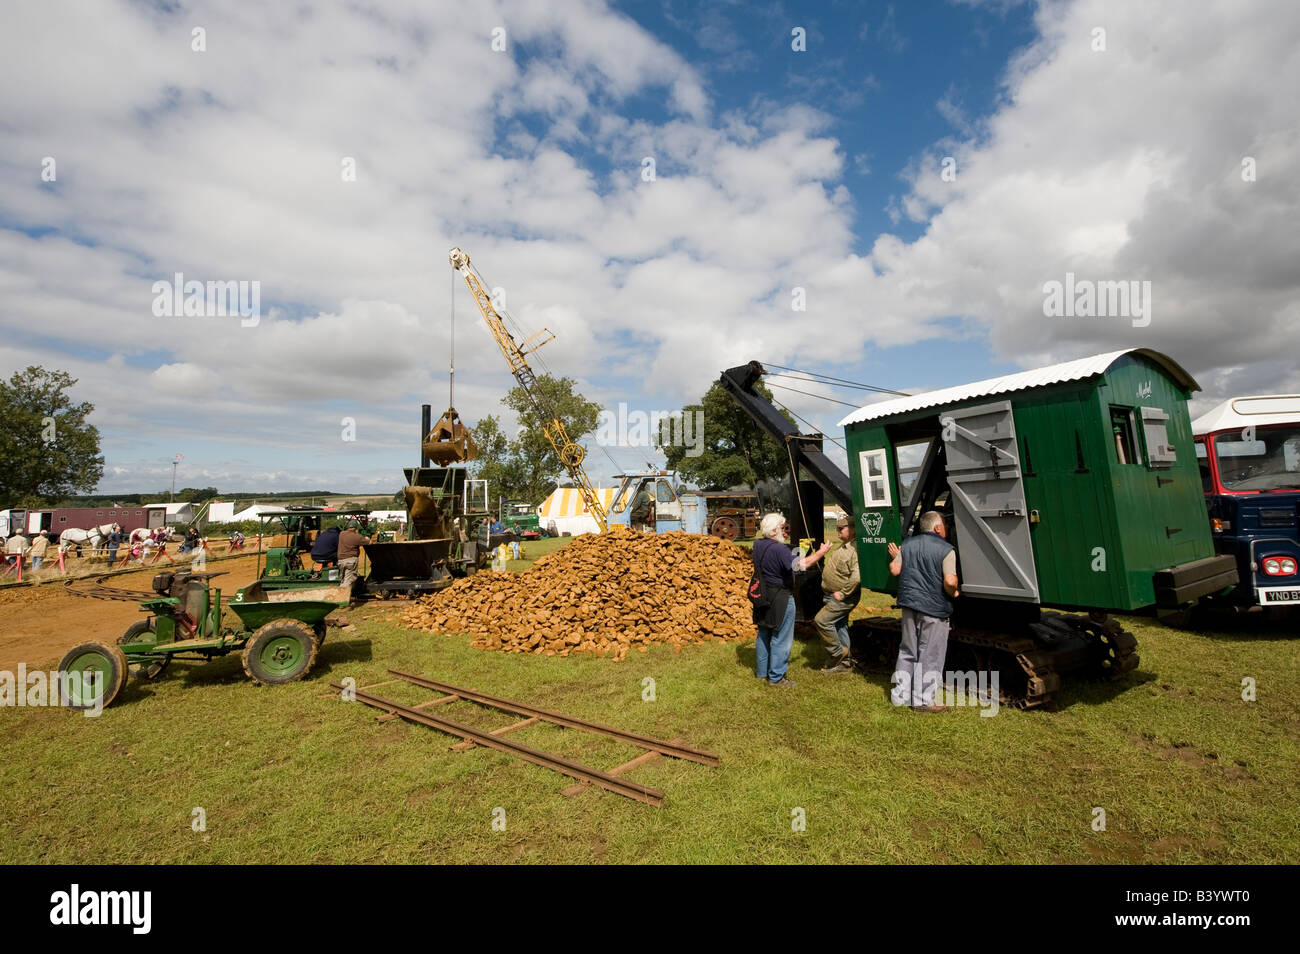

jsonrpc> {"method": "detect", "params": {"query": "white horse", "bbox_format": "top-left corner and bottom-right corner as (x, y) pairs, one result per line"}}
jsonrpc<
(58, 523), (115, 556)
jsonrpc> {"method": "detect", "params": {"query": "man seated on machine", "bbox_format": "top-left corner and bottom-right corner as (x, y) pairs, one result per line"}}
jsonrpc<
(309, 525), (341, 579)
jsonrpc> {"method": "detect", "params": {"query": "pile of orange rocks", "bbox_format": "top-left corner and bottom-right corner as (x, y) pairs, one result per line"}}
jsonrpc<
(399, 527), (756, 660)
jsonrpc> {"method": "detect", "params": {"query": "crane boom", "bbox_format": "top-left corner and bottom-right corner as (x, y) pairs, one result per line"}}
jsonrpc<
(449, 247), (608, 533)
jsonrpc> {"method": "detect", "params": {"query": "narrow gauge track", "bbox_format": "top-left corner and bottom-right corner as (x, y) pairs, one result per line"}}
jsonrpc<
(336, 671), (720, 806)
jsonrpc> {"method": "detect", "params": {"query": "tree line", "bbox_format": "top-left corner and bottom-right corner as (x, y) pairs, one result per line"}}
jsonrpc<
(2, 365), (797, 512)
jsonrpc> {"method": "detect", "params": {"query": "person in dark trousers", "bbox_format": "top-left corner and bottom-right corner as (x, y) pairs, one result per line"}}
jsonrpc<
(815, 515), (860, 672)
(106, 525), (122, 566)
(751, 512), (831, 688)
(310, 526), (341, 578)
(887, 511), (960, 712)
(630, 486), (655, 531)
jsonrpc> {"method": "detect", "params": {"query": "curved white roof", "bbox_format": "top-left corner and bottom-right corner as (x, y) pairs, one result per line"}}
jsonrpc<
(838, 348), (1199, 427)
(1191, 395), (1300, 435)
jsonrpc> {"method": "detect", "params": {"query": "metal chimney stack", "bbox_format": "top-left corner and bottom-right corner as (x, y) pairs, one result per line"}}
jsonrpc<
(420, 404), (431, 466)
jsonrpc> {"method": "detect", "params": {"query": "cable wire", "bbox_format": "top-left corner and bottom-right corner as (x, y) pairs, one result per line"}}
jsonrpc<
(770, 398), (846, 450)
(761, 362), (910, 396)
(763, 380), (862, 409)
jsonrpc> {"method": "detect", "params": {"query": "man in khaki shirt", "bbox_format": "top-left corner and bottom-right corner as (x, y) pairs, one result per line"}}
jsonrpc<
(336, 520), (371, 593)
(6, 531), (28, 571)
(29, 530), (50, 573)
(816, 515), (860, 673)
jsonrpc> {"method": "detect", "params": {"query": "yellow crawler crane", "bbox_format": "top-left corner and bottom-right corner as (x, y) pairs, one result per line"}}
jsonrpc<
(449, 247), (608, 533)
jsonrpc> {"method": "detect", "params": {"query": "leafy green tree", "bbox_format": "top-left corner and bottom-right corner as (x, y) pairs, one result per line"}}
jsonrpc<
(176, 486), (220, 503)
(0, 367), (104, 506)
(656, 381), (792, 491)
(470, 375), (602, 505)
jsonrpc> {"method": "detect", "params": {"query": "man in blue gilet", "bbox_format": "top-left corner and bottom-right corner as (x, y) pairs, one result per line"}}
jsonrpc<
(886, 511), (960, 712)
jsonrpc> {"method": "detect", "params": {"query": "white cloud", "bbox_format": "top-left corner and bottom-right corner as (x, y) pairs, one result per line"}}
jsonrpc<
(1, 0), (1297, 495)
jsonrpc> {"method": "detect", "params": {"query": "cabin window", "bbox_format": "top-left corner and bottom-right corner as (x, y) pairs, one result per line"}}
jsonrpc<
(1109, 407), (1141, 466)
(894, 439), (933, 513)
(1139, 406), (1177, 468)
(1195, 441), (1212, 493)
(610, 476), (636, 513)
(859, 449), (892, 507)
(655, 480), (675, 503)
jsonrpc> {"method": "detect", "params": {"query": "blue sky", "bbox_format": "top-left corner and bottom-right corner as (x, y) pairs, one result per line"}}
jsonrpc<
(2, 0), (1297, 497)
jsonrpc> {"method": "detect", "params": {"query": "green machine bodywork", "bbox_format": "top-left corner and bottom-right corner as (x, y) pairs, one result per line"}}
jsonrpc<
(843, 349), (1237, 615)
(255, 507), (373, 591)
(499, 499), (542, 538)
(56, 570), (349, 710)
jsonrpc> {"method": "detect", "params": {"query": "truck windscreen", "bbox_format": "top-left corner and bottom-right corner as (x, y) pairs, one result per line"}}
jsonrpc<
(1213, 425), (1300, 491)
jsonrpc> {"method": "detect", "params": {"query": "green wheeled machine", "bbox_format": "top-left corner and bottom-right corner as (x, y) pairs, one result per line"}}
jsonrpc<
(57, 570), (348, 711)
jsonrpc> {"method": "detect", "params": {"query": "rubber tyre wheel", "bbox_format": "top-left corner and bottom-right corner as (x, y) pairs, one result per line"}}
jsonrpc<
(118, 619), (170, 680)
(57, 642), (129, 710)
(242, 619), (318, 685)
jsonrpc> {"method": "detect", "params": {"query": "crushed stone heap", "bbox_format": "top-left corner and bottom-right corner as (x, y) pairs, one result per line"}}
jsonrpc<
(398, 527), (758, 659)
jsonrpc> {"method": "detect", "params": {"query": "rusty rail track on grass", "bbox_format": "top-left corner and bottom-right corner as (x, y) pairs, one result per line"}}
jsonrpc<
(333, 671), (719, 806)
(386, 670), (720, 766)
(65, 577), (159, 602)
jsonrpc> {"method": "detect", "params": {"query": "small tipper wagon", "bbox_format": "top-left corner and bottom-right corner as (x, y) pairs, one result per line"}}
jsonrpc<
(57, 570), (349, 710)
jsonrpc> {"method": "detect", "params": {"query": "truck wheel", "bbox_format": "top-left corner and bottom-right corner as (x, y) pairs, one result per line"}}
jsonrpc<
(242, 620), (318, 685)
(58, 642), (129, 710)
(118, 619), (170, 679)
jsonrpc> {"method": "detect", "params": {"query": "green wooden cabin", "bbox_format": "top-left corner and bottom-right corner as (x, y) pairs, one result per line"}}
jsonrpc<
(839, 349), (1234, 613)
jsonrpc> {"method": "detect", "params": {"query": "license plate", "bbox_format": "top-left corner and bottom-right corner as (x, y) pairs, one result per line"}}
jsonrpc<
(1259, 588), (1300, 603)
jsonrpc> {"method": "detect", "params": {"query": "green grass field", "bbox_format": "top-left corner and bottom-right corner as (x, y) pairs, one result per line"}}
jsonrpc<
(2, 569), (1296, 864)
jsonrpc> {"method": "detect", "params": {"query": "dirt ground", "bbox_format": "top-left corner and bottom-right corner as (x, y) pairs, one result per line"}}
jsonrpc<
(0, 553), (270, 670)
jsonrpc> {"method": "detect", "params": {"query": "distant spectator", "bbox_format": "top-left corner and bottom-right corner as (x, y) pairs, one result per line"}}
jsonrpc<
(490, 518), (504, 534)
(6, 530), (28, 570)
(29, 530), (49, 573)
(106, 526), (122, 565)
(181, 526), (200, 553)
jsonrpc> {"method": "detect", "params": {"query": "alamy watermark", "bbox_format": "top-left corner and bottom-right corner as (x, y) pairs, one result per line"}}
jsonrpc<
(152, 272), (261, 327)
(891, 668), (1001, 716)
(1042, 272), (1151, 328)
(50, 884), (151, 934)
(2, 665), (103, 717)
(594, 404), (704, 458)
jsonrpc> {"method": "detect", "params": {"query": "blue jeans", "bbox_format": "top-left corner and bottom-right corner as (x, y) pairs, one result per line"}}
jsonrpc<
(755, 596), (796, 683)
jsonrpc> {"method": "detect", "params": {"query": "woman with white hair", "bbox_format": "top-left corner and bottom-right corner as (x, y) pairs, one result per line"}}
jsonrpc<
(750, 513), (831, 688)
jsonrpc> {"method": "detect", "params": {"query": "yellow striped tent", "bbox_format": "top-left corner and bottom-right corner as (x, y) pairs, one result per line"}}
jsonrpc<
(537, 487), (619, 536)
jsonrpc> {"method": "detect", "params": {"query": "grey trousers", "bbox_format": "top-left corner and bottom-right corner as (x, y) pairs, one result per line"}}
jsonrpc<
(892, 608), (950, 707)
(339, 558), (359, 590)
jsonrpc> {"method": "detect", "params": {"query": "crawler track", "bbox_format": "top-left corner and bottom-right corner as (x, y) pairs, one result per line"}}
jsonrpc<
(847, 611), (1139, 709)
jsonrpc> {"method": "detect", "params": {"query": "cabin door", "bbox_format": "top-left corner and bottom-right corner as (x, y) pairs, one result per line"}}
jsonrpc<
(941, 400), (1040, 602)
